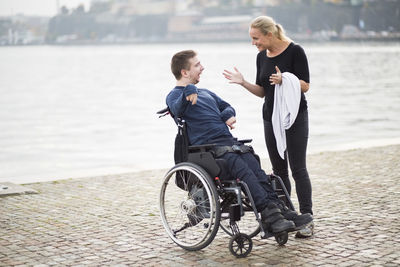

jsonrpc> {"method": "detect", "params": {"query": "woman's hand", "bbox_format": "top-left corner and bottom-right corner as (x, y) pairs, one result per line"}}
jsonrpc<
(269, 66), (282, 85)
(223, 67), (244, 85)
(300, 80), (310, 93)
(223, 67), (265, 98)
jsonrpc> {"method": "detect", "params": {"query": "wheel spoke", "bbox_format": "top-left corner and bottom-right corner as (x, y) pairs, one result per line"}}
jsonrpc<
(229, 234), (252, 258)
(160, 163), (220, 251)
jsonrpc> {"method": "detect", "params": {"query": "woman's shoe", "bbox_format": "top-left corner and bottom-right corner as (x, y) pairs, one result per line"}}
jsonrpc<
(295, 221), (314, 238)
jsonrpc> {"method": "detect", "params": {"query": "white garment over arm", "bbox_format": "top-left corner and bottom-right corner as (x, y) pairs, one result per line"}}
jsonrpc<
(271, 72), (301, 159)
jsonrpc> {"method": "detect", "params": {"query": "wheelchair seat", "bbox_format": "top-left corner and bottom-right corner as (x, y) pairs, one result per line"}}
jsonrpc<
(187, 144), (230, 180)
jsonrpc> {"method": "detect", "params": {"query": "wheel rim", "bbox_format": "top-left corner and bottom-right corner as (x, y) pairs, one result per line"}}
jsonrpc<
(229, 234), (252, 258)
(160, 164), (220, 250)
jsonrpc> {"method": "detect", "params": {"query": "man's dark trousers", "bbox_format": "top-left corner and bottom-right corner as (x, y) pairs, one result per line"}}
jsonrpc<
(220, 151), (280, 212)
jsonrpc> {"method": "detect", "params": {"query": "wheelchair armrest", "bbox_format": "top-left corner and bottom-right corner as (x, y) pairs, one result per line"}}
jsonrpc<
(238, 139), (252, 144)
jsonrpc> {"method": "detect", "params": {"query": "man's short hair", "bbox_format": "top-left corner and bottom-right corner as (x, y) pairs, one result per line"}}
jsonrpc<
(171, 50), (197, 80)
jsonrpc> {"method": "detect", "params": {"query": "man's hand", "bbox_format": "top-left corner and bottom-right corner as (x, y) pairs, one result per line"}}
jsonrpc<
(225, 116), (236, 130)
(186, 93), (198, 105)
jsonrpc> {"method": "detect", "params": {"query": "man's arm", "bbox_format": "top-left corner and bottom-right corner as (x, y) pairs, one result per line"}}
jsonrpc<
(166, 84), (198, 117)
(206, 89), (236, 127)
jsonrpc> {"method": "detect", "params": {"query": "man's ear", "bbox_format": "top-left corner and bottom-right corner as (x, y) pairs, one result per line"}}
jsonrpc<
(181, 69), (188, 78)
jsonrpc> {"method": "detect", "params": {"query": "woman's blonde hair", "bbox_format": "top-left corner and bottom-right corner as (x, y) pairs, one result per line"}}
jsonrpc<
(250, 16), (290, 41)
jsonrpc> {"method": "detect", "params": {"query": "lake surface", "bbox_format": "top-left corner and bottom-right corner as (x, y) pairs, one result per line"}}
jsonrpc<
(1, 42), (399, 183)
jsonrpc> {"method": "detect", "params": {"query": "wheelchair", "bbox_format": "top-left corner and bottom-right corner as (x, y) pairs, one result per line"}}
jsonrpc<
(157, 107), (295, 258)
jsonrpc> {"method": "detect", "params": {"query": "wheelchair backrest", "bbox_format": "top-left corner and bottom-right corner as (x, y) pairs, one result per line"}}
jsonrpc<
(174, 118), (189, 164)
(157, 106), (222, 178)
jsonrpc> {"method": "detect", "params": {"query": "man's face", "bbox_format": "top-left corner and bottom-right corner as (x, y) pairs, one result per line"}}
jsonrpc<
(185, 56), (204, 84)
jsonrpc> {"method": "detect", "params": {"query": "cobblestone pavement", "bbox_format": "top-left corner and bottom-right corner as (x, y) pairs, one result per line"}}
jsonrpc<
(1, 145), (400, 266)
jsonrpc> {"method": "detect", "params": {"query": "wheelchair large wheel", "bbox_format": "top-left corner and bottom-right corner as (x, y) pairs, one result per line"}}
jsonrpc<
(159, 162), (221, 251)
(219, 194), (260, 238)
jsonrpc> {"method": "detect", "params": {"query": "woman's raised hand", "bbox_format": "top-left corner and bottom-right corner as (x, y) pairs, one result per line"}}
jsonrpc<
(223, 67), (244, 85)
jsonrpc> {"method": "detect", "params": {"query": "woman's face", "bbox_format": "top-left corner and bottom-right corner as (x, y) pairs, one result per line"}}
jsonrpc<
(249, 27), (270, 51)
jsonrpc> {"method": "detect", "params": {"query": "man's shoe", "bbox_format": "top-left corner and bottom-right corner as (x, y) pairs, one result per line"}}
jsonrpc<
(295, 221), (314, 238)
(278, 205), (313, 230)
(261, 203), (295, 233)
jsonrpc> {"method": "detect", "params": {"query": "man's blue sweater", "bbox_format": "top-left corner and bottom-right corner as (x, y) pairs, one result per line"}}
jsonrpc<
(166, 84), (235, 146)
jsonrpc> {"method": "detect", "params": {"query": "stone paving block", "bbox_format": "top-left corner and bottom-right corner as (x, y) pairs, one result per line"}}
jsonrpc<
(0, 182), (38, 197)
(1, 145), (400, 266)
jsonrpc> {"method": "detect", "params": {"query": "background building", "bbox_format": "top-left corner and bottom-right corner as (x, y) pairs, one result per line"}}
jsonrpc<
(0, 0), (399, 45)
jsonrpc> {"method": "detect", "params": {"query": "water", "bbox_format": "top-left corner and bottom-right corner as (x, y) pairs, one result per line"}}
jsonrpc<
(1, 42), (399, 183)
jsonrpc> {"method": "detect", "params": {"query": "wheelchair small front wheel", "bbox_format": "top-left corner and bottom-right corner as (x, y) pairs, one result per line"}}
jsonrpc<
(229, 233), (252, 258)
(274, 232), (288, 246)
(159, 162), (221, 251)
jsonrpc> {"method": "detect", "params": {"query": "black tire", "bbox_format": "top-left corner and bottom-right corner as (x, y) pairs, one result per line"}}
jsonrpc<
(275, 232), (288, 246)
(160, 162), (221, 251)
(229, 233), (253, 258)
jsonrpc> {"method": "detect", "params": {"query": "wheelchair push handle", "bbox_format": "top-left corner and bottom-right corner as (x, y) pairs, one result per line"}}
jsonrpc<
(157, 107), (170, 118)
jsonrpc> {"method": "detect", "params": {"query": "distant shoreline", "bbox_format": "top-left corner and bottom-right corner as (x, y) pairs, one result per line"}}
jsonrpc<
(1, 36), (400, 47)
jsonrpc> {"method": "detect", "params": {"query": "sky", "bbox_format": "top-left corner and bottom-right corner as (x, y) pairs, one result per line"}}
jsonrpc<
(0, 0), (92, 17)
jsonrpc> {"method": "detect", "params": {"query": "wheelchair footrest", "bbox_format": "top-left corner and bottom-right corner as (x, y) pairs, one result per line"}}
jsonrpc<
(260, 231), (274, 239)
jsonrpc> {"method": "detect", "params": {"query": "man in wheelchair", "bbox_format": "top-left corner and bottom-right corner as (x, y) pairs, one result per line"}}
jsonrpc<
(166, 50), (312, 234)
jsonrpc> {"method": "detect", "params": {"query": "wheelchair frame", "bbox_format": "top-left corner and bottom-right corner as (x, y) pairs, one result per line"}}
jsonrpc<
(157, 107), (295, 258)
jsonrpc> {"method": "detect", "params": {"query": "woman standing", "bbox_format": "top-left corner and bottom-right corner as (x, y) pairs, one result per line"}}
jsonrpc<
(223, 16), (313, 237)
